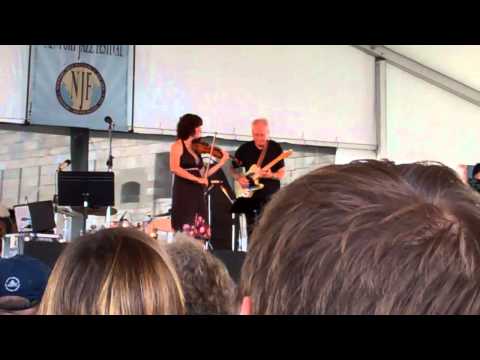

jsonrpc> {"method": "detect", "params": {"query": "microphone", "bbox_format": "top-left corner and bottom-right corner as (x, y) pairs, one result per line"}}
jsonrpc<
(210, 180), (223, 185)
(58, 159), (71, 171)
(104, 116), (113, 125)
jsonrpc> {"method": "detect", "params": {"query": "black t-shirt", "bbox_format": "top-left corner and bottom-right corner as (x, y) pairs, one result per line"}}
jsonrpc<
(234, 140), (285, 201)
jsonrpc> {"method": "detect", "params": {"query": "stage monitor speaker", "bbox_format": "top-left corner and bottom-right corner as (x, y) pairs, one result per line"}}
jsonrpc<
(209, 169), (239, 250)
(212, 250), (246, 284)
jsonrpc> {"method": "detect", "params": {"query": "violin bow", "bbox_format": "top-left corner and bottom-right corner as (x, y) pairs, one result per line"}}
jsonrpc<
(203, 131), (217, 182)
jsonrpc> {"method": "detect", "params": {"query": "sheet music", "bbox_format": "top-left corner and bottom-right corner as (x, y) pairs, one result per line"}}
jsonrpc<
(14, 205), (32, 232)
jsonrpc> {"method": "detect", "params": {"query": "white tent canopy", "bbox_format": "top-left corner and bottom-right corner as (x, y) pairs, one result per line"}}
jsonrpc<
(0, 45), (28, 124)
(133, 45), (376, 148)
(2, 45), (480, 168)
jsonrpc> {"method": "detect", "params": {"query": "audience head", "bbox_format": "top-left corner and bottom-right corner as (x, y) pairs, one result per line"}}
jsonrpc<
(38, 228), (185, 315)
(0, 255), (51, 315)
(166, 233), (236, 315)
(0, 204), (9, 219)
(239, 159), (480, 314)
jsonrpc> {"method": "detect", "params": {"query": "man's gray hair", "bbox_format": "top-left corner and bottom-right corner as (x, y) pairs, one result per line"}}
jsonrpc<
(252, 118), (269, 127)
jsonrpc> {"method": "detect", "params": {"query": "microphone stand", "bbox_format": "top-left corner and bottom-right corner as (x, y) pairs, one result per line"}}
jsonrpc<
(106, 120), (114, 172)
(106, 119), (114, 227)
(54, 166), (60, 237)
(54, 161), (68, 208)
(54, 160), (70, 238)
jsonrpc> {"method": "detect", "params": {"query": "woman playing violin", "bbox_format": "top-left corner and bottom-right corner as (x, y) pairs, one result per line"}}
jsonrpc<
(169, 113), (229, 239)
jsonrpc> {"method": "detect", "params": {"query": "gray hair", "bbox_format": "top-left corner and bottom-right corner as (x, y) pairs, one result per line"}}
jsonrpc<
(252, 118), (269, 128)
(166, 233), (236, 314)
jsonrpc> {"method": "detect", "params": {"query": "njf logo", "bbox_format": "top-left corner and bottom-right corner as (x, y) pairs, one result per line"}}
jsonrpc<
(56, 63), (106, 115)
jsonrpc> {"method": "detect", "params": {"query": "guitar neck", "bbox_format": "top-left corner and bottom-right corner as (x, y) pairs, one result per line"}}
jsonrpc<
(261, 150), (292, 171)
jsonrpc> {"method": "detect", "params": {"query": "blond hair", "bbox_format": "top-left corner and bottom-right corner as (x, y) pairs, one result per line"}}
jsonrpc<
(38, 228), (185, 315)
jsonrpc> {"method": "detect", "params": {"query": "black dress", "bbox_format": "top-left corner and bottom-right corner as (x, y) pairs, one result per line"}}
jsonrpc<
(171, 140), (209, 235)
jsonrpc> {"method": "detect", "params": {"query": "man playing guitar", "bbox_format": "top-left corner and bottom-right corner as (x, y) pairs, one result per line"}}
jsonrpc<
(231, 118), (286, 237)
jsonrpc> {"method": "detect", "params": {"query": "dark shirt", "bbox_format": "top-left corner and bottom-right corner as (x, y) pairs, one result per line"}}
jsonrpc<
(234, 140), (285, 202)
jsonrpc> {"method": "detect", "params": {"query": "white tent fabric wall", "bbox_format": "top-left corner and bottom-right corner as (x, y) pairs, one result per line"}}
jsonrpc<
(132, 45), (376, 148)
(387, 45), (480, 93)
(4, 44), (480, 171)
(334, 148), (377, 165)
(385, 64), (480, 170)
(0, 45), (29, 124)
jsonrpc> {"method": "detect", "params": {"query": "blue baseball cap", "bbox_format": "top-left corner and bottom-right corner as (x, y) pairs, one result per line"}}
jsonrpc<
(0, 255), (51, 309)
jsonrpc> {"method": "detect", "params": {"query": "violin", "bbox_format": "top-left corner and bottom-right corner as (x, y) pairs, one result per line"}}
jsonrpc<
(192, 139), (242, 167)
(192, 139), (224, 158)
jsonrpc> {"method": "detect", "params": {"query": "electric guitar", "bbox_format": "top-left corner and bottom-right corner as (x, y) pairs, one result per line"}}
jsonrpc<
(235, 149), (293, 198)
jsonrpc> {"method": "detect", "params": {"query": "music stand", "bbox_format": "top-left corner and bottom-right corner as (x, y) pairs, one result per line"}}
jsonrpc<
(58, 171), (115, 235)
(13, 201), (56, 233)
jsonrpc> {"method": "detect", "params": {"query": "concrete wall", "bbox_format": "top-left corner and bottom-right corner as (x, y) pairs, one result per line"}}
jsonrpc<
(0, 129), (335, 232)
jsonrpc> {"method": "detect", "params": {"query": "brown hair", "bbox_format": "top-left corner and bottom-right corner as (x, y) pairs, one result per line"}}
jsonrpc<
(239, 159), (480, 314)
(38, 228), (185, 315)
(166, 233), (236, 315)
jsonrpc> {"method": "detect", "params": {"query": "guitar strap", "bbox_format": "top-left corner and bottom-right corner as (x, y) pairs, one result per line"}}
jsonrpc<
(256, 140), (269, 168)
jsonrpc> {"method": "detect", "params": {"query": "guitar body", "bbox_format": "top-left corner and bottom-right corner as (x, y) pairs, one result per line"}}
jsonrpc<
(234, 149), (293, 199)
(234, 165), (265, 198)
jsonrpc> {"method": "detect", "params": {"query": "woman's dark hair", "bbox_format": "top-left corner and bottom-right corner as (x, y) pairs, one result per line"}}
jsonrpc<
(177, 114), (203, 140)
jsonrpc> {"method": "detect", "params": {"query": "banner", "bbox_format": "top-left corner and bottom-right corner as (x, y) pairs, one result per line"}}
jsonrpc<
(28, 45), (131, 131)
